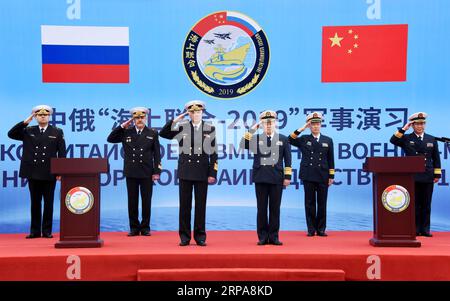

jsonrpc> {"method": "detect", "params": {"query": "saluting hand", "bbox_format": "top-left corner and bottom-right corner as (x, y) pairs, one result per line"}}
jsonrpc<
(121, 118), (133, 129)
(402, 121), (413, 131)
(173, 112), (188, 123)
(299, 121), (311, 132)
(24, 113), (35, 125)
(250, 121), (261, 131)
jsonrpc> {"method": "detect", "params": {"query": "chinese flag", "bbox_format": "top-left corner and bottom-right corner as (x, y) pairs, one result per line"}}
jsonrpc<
(322, 24), (408, 82)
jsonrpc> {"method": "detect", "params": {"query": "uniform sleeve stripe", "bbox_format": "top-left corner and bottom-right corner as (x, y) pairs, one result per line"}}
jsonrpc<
(284, 167), (292, 175)
(290, 133), (298, 139)
(329, 169), (335, 175)
(394, 131), (403, 138)
(434, 168), (442, 174)
(244, 132), (253, 141)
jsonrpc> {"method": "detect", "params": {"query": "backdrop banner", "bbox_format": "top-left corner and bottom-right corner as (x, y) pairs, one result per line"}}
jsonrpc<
(1, 0), (449, 233)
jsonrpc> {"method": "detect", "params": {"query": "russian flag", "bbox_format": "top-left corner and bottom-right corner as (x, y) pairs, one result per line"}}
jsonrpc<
(41, 25), (129, 83)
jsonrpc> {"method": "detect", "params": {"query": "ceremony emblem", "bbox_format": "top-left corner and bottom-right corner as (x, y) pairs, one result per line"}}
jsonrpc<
(382, 185), (410, 213)
(65, 187), (94, 215)
(183, 11), (270, 99)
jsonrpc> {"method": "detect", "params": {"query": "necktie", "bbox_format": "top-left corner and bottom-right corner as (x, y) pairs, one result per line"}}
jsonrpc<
(137, 130), (142, 135)
(267, 136), (272, 147)
(40, 128), (44, 135)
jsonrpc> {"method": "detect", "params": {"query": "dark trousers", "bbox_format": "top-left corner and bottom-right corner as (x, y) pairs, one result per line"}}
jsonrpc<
(415, 181), (434, 234)
(255, 183), (283, 242)
(179, 179), (208, 243)
(303, 180), (328, 233)
(27, 179), (56, 235)
(126, 177), (153, 232)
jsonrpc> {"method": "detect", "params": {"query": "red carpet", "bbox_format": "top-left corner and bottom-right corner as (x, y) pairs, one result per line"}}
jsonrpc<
(137, 268), (346, 281)
(0, 231), (449, 281)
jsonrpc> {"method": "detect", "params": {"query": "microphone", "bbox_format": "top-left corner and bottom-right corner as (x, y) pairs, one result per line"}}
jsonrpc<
(435, 137), (450, 143)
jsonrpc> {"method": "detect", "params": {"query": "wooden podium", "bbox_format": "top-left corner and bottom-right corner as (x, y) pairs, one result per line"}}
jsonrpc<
(363, 157), (425, 247)
(51, 158), (108, 248)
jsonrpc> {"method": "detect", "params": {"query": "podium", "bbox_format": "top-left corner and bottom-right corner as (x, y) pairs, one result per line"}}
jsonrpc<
(51, 158), (108, 248)
(363, 157), (425, 247)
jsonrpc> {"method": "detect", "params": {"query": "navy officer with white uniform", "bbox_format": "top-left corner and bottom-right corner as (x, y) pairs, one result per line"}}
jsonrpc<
(8, 105), (66, 239)
(288, 112), (335, 237)
(390, 112), (441, 237)
(159, 100), (218, 246)
(107, 107), (161, 237)
(240, 110), (292, 245)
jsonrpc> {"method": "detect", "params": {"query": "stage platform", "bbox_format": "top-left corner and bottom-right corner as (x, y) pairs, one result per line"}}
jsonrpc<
(0, 231), (449, 281)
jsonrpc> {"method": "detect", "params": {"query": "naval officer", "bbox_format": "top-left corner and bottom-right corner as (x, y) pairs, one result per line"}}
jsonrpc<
(107, 107), (162, 236)
(159, 100), (218, 246)
(390, 112), (441, 237)
(8, 105), (67, 239)
(288, 112), (335, 237)
(240, 110), (292, 245)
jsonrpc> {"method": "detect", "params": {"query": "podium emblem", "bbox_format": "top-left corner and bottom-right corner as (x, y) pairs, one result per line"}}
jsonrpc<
(382, 185), (410, 213)
(65, 187), (95, 215)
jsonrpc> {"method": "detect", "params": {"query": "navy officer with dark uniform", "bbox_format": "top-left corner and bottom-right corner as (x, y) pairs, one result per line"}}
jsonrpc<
(107, 107), (162, 237)
(240, 110), (292, 246)
(159, 100), (218, 246)
(288, 112), (335, 237)
(390, 112), (441, 237)
(8, 105), (66, 239)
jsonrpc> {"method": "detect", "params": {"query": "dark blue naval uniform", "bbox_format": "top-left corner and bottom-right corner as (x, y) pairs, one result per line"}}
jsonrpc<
(159, 119), (218, 244)
(390, 129), (441, 235)
(8, 121), (66, 237)
(240, 130), (292, 243)
(288, 130), (335, 235)
(107, 125), (161, 234)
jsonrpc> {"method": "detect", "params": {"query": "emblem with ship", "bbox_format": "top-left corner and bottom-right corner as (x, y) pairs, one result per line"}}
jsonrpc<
(199, 30), (254, 85)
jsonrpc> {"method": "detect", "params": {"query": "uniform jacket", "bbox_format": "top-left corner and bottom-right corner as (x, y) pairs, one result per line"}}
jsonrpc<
(107, 125), (161, 178)
(8, 122), (66, 181)
(159, 119), (218, 181)
(288, 132), (335, 184)
(240, 130), (292, 185)
(390, 129), (441, 183)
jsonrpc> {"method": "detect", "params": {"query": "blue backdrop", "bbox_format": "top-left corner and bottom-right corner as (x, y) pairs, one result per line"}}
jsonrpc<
(1, 0), (449, 233)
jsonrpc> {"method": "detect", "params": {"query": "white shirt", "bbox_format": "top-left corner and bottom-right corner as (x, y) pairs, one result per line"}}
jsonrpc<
(135, 126), (145, 134)
(312, 133), (321, 141)
(39, 125), (48, 133)
(265, 132), (274, 140)
(192, 120), (202, 131)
